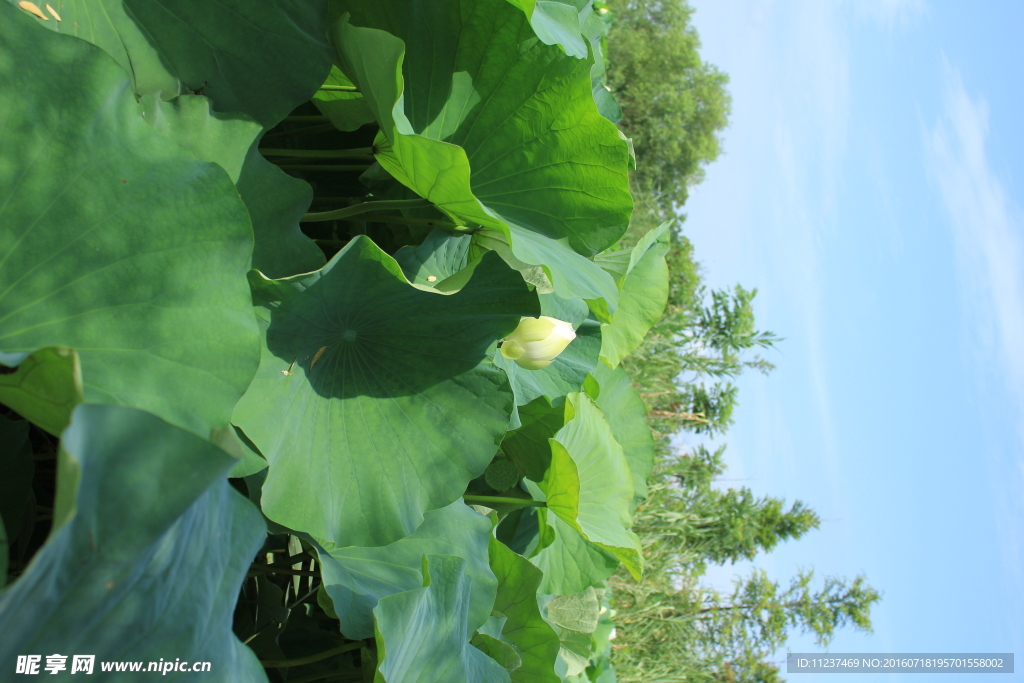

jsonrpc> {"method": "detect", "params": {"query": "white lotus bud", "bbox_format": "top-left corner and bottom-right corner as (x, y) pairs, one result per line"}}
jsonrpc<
(500, 316), (576, 370)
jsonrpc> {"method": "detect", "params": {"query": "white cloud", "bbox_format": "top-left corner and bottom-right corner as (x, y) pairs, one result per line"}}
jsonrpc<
(924, 59), (1024, 647)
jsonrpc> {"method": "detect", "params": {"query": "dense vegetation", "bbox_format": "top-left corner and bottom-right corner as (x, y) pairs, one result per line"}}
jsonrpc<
(0, 1), (877, 681)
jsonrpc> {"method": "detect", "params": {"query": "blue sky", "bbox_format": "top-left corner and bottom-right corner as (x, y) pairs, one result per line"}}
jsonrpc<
(678, 0), (1023, 678)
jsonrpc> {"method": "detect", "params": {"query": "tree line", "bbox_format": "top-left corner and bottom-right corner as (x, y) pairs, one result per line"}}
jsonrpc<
(599, 1), (880, 680)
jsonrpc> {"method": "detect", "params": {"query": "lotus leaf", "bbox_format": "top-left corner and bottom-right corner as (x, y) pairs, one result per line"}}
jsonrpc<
(232, 239), (538, 548)
(139, 93), (325, 278)
(373, 555), (511, 683)
(599, 222), (672, 367)
(20, 0), (333, 127)
(536, 394), (642, 578)
(393, 228), (474, 289)
(0, 347), (82, 436)
(313, 65), (376, 133)
(488, 539), (562, 682)
(590, 361), (655, 507)
(0, 7), (260, 437)
(329, 0), (629, 311)
(545, 587), (600, 633)
(314, 501), (497, 640)
(0, 404), (266, 681)
(505, 0), (590, 59)
(528, 508), (619, 595)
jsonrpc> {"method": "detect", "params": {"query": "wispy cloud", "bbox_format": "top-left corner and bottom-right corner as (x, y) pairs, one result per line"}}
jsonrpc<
(680, 2), (858, 637)
(854, 0), (930, 30)
(684, 0), (855, 514)
(926, 63), (1024, 420)
(924, 59), (1024, 646)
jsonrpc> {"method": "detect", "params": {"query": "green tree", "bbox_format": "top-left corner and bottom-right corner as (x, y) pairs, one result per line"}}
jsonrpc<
(611, 566), (880, 683)
(674, 382), (738, 435)
(608, 440), (830, 682)
(604, 0), (732, 214)
(687, 570), (881, 678)
(668, 445), (821, 569)
(684, 285), (780, 378)
(625, 283), (779, 436)
(668, 285), (780, 434)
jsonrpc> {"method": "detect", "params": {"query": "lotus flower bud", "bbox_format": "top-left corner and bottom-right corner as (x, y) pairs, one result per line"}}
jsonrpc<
(500, 316), (576, 370)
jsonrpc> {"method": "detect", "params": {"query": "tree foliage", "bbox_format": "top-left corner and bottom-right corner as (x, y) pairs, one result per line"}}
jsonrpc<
(605, 0), (732, 213)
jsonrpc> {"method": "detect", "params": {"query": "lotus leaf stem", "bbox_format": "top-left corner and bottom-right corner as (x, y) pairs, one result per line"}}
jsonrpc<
(301, 198), (432, 222)
(288, 669), (364, 683)
(463, 495), (547, 507)
(262, 123), (337, 140)
(277, 164), (371, 172)
(318, 84), (358, 92)
(260, 148), (374, 158)
(260, 642), (362, 669)
(262, 552), (313, 569)
(288, 671), (363, 683)
(248, 565), (318, 577)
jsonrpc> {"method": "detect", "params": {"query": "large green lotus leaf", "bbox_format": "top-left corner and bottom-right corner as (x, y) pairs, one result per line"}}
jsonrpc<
(592, 250), (631, 288)
(494, 294), (601, 418)
(334, 0), (631, 255)
(488, 539), (561, 683)
(239, 143), (327, 279)
(590, 362), (654, 507)
(0, 347), (82, 436)
(550, 623), (591, 677)
(0, 8), (260, 438)
(505, 0), (589, 59)
(329, 5), (627, 311)
(537, 393), (642, 579)
(545, 587), (600, 633)
(227, 425), (269, 479)
(528, 508), (619, 595)
(139, 93), (325, 279)
(577, 1), (622, 123)
(373, 555), (511, 683)
(233, 239), (538, 548)
(0, 415), (33, 564)
(472, 632), (523, 673)
(473, 228), (619, 322)
(139, 93), (258, 182)
(393, 229), (474, 288)
(313, 65), (376, 133)
(599, 223), (671, 367)
(19, 0), (332, 128)
(591, 83), (622, 125)
(0, 404), (267, 681)
(501, 397), (564, 482)
(314, 501), (497, 640)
